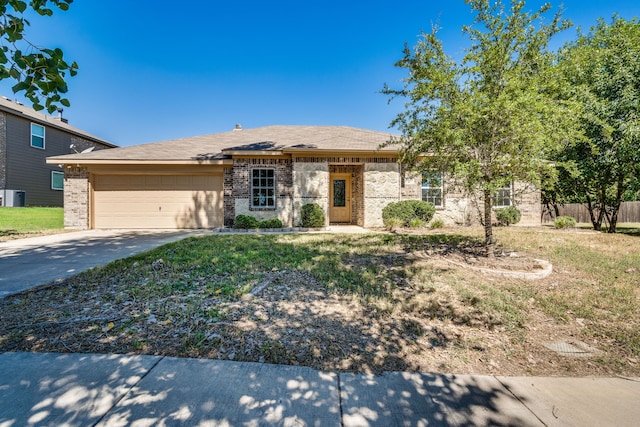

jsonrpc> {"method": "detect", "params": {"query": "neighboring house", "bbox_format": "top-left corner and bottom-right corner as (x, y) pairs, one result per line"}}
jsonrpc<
(46, 125), (540, 229)
(0, 96), (116, 207)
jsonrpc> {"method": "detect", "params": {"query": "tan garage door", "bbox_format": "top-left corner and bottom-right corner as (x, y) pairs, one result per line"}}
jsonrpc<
(93, 174), (223, 229)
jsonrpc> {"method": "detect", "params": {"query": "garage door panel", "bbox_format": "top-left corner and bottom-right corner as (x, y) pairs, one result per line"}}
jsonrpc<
(93, 174), (223, 229)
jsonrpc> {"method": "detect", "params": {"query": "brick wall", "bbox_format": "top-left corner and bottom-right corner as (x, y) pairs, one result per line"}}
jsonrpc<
(0, 112), (6, 193)
(231, 158), (294, 226)
(223, 167), (234, 226)
(63, 166), (89, 229)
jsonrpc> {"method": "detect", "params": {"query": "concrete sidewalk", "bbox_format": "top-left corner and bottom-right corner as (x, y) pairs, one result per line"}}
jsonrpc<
(1, 352), (638, 426)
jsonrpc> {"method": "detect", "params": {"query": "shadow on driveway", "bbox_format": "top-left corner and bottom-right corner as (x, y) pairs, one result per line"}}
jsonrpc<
(0, 230), (208, 297)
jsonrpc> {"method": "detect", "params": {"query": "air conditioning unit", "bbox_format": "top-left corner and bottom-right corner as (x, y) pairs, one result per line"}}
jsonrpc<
(1, 190), (26, 207)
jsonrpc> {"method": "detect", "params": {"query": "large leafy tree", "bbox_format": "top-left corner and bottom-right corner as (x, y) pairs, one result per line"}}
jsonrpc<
(384, 0), (579, 256)
(0, 0), (77, 112)
(554, 16), (640, 233)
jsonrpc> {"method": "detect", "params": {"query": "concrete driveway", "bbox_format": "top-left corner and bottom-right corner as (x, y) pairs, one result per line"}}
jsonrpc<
(0, 229), (209, 297)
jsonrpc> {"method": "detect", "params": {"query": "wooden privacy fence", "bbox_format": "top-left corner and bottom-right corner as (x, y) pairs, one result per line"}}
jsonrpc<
(542, 201), (640, 223)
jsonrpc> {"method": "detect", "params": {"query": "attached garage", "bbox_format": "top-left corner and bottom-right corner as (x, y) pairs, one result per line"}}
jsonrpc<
(92, 174), (223, 229)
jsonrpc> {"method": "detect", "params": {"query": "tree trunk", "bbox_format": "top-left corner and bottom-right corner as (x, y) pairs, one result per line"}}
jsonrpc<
(586, 195), (602, 231)
(483, 189), (495, 258)
(607, 174), (625, 234)
(608, 207), (619, 233)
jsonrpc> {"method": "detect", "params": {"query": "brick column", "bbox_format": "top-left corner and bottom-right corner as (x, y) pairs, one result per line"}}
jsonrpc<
(63, 166), (90, 229)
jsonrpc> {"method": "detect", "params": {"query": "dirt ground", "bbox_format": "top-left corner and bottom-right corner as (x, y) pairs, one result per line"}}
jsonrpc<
(2, 243), (636, 377)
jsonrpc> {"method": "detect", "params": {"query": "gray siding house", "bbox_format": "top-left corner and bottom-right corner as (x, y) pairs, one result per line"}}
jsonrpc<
(47, 125), (541, 230)
(0, 96), (116, 207)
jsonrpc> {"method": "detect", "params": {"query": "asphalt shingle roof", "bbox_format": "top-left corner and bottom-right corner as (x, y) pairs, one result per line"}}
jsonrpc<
(48, 125), (399, 163)
(0, 96), (116, 147)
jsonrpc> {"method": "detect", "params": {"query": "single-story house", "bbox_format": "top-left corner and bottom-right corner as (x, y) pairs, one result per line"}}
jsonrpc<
(46, 125), (541, 229)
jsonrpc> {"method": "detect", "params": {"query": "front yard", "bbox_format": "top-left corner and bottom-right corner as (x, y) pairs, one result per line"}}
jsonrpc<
(1, 227), (638, 376)
(0, 207), (64, 241)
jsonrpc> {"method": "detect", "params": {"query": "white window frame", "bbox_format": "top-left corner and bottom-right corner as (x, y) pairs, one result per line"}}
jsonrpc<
(421, 171), (443, 208)
(31, 123), (45, 149)
(51, 171), (64, 191)
(251, 168), (276, 209)
(494, 183), (513, 207)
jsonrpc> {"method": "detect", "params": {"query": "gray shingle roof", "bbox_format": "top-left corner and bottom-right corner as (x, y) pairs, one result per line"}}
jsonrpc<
(48, 125), (400, 163)
(0, 96), (116, 147)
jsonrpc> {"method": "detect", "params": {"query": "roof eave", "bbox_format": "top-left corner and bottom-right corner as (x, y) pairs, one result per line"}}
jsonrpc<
(45, 158), (233, 166)
(284, 147), (399, 156)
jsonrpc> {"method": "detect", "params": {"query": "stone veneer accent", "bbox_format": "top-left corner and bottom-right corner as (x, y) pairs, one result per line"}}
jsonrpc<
(63, 166), (90, 229)
(403, 172), (541, 226)
(292, 158), (396, 227)
(511, 181), (541, 225)
(363, 162), (401, 227)
(292, 160), (329, 226)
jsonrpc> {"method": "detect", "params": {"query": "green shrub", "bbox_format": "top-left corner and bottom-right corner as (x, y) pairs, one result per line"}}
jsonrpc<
(430, 219), (445, 229)
(554, 215), (576, 229)
(385, 217), (404, 230)
(301, 203), (325, 227)
(409, 218), (426, 228)
(382, 200), (435, 228)
(233, 214), (259, 229)
(495, 206), (521, 226)
(258, 218), (283, 229)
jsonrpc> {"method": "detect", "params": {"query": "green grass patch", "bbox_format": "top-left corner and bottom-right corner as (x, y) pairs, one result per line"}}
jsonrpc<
(5, 226), (640, 373)
(0, 207), (63, 238)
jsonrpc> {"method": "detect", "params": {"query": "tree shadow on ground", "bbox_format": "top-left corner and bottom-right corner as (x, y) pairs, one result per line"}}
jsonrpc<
(0, 352), (538, 426)
(0, 232), (541, 425)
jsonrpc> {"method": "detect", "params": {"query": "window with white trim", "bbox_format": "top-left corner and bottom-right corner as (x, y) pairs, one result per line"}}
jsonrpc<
(31, 123), (45, 149)
(494, 183), (512, 207)
(51, 171), (64, 190)
(421, 171), (443, 207)
(251, 168), (275, 209)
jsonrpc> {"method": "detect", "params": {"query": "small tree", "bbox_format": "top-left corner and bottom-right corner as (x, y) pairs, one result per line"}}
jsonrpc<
(0, 0), (77, 112)
(383, 0), (580, 256)
(553, 17), (640, 233)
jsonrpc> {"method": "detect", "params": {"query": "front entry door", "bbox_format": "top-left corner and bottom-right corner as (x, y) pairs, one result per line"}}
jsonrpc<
(330, 173), (352, 223)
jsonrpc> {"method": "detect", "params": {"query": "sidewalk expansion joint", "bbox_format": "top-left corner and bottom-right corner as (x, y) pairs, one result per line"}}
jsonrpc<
(91, 356), (165, 427)
(493, 375), (548, 427)
(337, 373), (345, 427)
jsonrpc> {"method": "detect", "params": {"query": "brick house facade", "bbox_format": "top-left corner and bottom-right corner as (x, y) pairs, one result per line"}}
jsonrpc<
(47, 126), (541, 229)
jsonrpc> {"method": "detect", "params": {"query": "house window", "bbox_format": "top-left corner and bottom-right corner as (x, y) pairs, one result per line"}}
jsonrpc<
(51, 171), (64, 190)
(251, 168), (275, 209)
(422, 171), (443, 207)
(494, 184), (512, 207)
(31, 123), (45, 149)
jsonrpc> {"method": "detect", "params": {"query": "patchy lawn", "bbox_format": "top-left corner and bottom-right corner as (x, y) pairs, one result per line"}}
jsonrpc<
(1, 227), (639, 376)
(0, 207), (64, 241)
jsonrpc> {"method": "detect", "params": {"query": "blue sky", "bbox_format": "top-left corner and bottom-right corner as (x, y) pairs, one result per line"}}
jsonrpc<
(1, 0), (638, 147)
